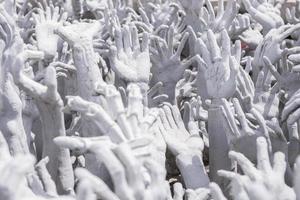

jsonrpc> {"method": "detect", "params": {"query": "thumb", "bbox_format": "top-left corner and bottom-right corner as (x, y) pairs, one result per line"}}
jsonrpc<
(188, 120), (199, 136)
(44, 66), (58, 99)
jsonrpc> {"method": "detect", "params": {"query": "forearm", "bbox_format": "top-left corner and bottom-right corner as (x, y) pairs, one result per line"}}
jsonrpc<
(72, 45), (103, 100)
(135, 82), (149, 106)
(2, 118), (29, 155)
(1, 81), (29, 155)
(208, 105), (232, 186)
(38, 104), (74, 195)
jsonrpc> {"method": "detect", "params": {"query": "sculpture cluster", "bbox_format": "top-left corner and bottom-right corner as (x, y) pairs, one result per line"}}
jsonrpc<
(2, 0), (300, 199)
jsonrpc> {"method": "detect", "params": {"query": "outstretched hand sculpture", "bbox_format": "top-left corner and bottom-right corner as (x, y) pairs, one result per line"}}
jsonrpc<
(2, 0), (300, 199)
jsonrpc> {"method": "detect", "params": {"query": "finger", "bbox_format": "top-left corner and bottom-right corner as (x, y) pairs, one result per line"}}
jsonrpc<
(37, 8), (45, 22)
(54, 26), (77, 46)
(288, 54), (300, 63)
(174, 32), (189, 58)
(110, 45), (118, 61)
(223, 0), (238, 28)
(172, 105), (185, 129)
(59, 11), (68, 22)
(207, 29), (221, 60)
(292, 64), (300, 72)
(168, 25), (174, 53)
(114, 143), (144, 194)
(185, 189), (196, 200)
(221, 99), (240, 138)
(287, 107), (300, 125)
(217, 0), (225, 18)
(154, 38), (165, 60)
(250, 108), (270, 143)
(183, 101), (192, 127)
(130, 25), (139, 53)
(233, 40), (242, 63)
(122, 25), (132, 54)
(141, 32), (149, 52)
(221, 29), (231, 63)
(277, 24), (300, 41)
(217, 170), (244, 183)
(188, 120), (200, 136)
(286, 7), (293, 21)
(263, 56), (281, 81)
(76, 179), (97, 200)
(148, 82), (163, 97)
(24, 50), (45, 60)
(256, 137), (272, 173)
(286, 47), (300, 55)
(205, 0), (216, 22)
(114, 27), (123, 55)
(4, 155), (35, 190)
(143, 159), (166, 186)
(182, 55), (206, 71)
(138, 8), (150, 25)
(105, 85), (134, 140)
(53, 136), (87, 152)
(263, 69), (272, 91)
(91, 147), (130, 198)
(45, 5), (51, 21)
(35, 157), (57, 196)
(255, 71), (264, 92)
(52, 62), (76, 72)
(151, 94), (168, 105)
(193, 188), (211, 200)
(159, 107), (171, 130)
(209, 182), (227, 200)
(31, 11), (41, 24)
(186, 26), (197, 42)
(229, 56), (239, 80)
(162, 104), (177, 128)
(282, 97), (300, 122)
(173, 182), (184, 200)
(127, 137), (153, 150)
(196, 38), (211, 66)
(44, 66), (57, 98)
(240, 67), (255, 95)
(75, 168), (119, 200)
(273, 152), (286, 178)
(232, 98), (249, 133)
(245, 56), (252, 73)
(229, 151), (259, 180)
(52, 6), (60, 21)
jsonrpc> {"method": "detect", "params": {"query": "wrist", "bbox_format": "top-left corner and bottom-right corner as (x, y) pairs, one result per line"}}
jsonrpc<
(208, 98), (223, 109)
(133, 82), (149, 105)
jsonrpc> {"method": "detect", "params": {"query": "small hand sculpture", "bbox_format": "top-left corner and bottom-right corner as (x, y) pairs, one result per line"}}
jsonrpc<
(220, 98), (273, 161)
(175, 69), (197, 103)
(172, 182), (210, 200)
(62, 141), (170, 200)
(219, 137), (295, 200)
(196, 29), (239, 100)
(32, 1), (67, 59)
(151, 26), (201, 102)
(242, 0), (284, 34)
(253, 24), (300, 69)
(239, 28), (263, 51)
(109, 24), (151, 84)
(158, 103), (209, 189)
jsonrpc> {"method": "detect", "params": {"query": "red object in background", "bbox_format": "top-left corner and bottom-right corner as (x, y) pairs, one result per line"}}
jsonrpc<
(241, 42), (249, 50)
